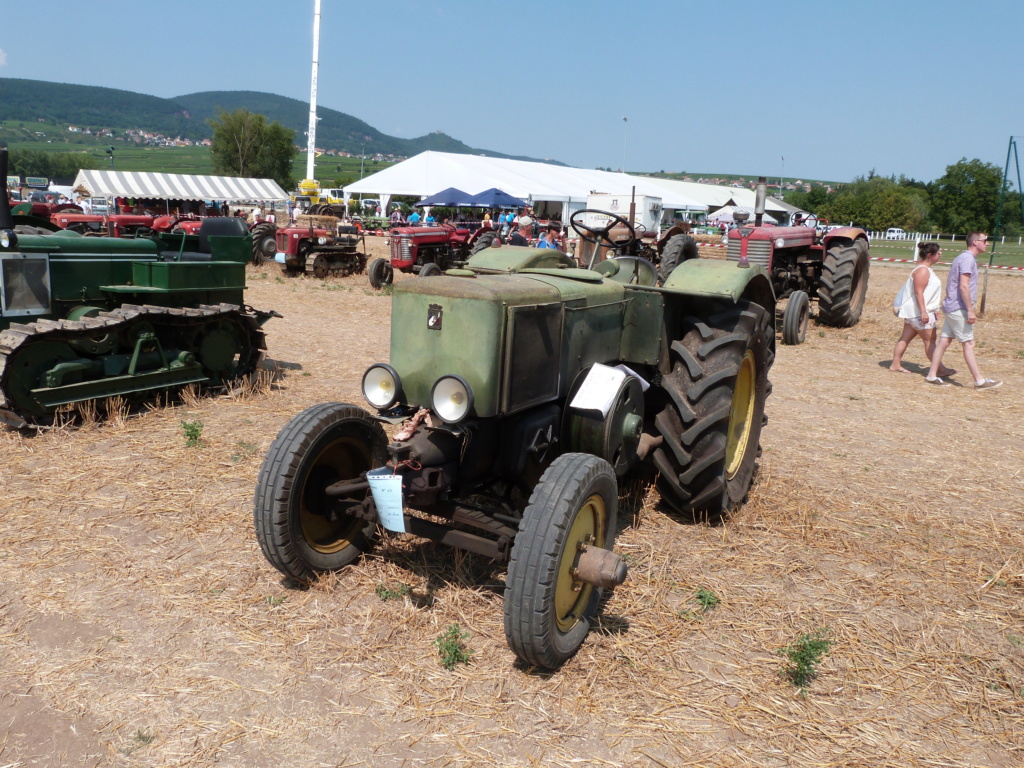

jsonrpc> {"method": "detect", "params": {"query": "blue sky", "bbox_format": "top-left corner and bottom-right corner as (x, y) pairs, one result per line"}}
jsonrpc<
(1, 0), (1021, 183)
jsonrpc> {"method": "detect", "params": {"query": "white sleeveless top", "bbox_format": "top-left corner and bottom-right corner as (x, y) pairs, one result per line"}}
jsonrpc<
(898, 264), (942, 318)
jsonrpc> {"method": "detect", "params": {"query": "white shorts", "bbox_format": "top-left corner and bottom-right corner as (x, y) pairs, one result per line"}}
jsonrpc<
(908, 312), (937, 331)
(940, 309), (974, 343)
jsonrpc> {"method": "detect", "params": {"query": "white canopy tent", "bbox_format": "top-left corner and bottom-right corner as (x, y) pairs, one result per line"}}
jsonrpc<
(706, 205), (778, 225)
(72, 169), (289, 202)
(343, 151), (708, 223)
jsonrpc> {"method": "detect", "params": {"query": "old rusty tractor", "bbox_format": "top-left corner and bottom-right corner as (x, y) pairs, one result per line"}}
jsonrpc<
(572, 209), (699, 286)
(726, 178), (870, 345)
(367, 224), (498, 288)
(254, 213), (776, 669)
(0, 149), (279, 428)
(275, 215), (367, 278)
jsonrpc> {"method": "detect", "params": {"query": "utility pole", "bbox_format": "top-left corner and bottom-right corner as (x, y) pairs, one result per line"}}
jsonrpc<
(304, 0), (321, 185)
(621, 116), (628, 173)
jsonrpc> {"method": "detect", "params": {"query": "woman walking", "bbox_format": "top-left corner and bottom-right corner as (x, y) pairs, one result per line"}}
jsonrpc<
(890, 242), (954, 375)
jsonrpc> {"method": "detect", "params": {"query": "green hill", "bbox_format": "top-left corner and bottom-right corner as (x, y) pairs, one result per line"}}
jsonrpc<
(0, 78), (555, 163)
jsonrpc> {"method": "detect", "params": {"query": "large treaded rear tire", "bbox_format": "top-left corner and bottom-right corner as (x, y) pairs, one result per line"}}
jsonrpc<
(651, 301), (771, 521)
(817, 241), (869, 327)
(253, 403), (387, 581)
(657, 233), (699, 284)
(471, 230), (498, 254)
(250, 222), (277, 265)
(504, 453), (617, 669)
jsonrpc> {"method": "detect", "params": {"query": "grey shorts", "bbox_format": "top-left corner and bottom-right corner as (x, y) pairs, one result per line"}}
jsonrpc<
(940, 309), (974, 343)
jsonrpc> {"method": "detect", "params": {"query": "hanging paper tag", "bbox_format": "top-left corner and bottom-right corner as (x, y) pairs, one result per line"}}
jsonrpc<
(569, 363), (627, 417)
(366, 467), (406, 533)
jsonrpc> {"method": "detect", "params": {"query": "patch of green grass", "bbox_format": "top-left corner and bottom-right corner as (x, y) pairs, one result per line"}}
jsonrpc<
(266, 595), (286, 607)
(694, 586), (721, 612)
(435, 623), (472, 670)
(230, 440), (258, 462)
(778, 627), (833, 693)
(1008, 634), (1023, 648)
(375, 582), (411, 601)
(181, 420), (203, 448)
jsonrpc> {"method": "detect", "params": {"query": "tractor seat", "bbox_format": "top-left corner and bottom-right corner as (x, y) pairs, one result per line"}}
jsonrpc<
(198, 216), (248, 252)
(594, 256), (658, 286)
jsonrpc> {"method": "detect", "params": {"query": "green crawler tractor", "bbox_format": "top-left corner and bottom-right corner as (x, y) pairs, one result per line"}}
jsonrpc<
(0, 150), (278, 427)
(254, 209), (776, 669)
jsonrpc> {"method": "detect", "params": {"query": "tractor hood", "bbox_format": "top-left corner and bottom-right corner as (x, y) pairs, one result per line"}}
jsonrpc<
(388, 272), (634, 418)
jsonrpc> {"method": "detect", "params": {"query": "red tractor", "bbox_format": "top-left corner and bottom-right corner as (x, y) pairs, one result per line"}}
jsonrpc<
(368, 224), (498, 288)
(725, 179), (870, 345)
(274, 218), (367, 278)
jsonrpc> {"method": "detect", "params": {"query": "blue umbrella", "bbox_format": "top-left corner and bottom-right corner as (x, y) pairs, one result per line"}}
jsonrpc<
(415, 187), (474, 207)
(466, 187), (526, 208)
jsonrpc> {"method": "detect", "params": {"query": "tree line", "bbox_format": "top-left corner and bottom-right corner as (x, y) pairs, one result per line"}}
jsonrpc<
(786, 159), (1023, 236)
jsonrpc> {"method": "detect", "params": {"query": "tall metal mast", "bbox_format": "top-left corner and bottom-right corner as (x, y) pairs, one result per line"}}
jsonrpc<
(305, 0), (321, 183)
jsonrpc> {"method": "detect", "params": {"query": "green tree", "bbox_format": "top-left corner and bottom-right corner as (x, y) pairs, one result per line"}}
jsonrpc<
(9, 148), (97, 180)
(928, 158), (1002, 235)
(209, 109), (295, 189)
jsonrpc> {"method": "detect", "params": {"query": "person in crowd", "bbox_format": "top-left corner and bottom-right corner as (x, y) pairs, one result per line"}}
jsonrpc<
(509, 216), (533, 246)
(266, 208), (276, 224)
(425, 212), (435, 226)
(890, 242), (949, 374)
(482, 211), (492, 228)
(408, 210), (421, 226)
(925, 232), (1002, 389)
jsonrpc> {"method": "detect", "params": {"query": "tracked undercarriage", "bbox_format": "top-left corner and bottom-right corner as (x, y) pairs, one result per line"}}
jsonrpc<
(0, 303), (267, 427)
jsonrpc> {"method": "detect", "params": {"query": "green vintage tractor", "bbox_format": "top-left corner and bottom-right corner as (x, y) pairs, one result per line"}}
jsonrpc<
(254, 211), (776, 669)
(0, 150), (279, 427)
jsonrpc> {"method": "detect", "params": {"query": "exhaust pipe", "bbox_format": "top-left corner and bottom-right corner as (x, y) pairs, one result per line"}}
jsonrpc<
(754, 176), (767, 227)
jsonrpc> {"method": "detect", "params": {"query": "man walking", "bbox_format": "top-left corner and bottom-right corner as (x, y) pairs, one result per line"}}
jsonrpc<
(926, 231), (1001, 389)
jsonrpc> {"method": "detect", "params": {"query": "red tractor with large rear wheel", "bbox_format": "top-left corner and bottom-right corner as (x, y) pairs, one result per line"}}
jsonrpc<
(726, 178), (870, 345)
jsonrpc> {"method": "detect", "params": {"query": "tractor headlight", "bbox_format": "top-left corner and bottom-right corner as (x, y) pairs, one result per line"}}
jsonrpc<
(317, 236), (328, 246)
(0, 229), (16, 249)
(431, 375), (474, 423)
(362, 364), (401, 410)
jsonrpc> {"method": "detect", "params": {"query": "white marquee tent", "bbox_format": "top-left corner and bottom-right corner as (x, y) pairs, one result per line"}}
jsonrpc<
(343, 151), (710, 222)
(72, 169), (289, 202)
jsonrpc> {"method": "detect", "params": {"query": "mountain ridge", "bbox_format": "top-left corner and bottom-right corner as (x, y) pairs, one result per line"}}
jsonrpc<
(0, 78), (559, 165)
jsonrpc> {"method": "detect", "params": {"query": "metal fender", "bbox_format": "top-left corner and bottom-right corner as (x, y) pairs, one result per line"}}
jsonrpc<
(662, 257), (774, 303)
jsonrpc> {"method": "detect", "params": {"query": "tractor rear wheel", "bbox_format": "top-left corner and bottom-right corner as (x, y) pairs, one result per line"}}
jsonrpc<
(652, 301), (771, 521)
(471, 231), (497, 254)
(367, 257), (393, 289)
(782, 290), (810, 345)
(253, 403), (387, 581)
(657, 234), (699, 284)
(250, 222), (277, 265)
(504, 453), (618, 669)
(817, 241), (870, 327)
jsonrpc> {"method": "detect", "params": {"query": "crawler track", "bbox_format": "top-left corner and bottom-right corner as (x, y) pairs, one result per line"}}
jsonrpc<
(0, 303), (266, 426)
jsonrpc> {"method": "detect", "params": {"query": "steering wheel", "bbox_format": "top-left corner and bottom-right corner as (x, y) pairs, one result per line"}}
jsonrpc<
(570, 209), (637, 250)
(798, 214), (819, 229)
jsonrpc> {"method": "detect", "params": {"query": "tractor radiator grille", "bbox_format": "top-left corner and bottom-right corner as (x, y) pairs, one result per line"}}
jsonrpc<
(391, 235), (412, 261)
(726, 239), (771, 268)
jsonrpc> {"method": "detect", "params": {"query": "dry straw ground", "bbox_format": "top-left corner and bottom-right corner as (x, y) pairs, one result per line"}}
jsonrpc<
(1, 238), (1022, 767)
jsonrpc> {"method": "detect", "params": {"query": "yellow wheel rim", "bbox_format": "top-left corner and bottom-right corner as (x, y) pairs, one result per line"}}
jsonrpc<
(300, 436), (370, 554)
(554, 494), (606, 632)
(725, 350), (756, 479)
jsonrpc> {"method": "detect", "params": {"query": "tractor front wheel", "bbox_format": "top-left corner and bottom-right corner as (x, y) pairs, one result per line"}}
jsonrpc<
(782, 290), (810, 345)
(253, 403), (388, 581)
(504, 454), (618, 669)
(652, 301), (771, 520)
(419, 262), (442, 277)
(367, 257), (393, 289)
(817, 241), (870, 327)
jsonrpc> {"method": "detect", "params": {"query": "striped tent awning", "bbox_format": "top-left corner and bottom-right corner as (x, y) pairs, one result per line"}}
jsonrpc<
(72, 169), (289, 202)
